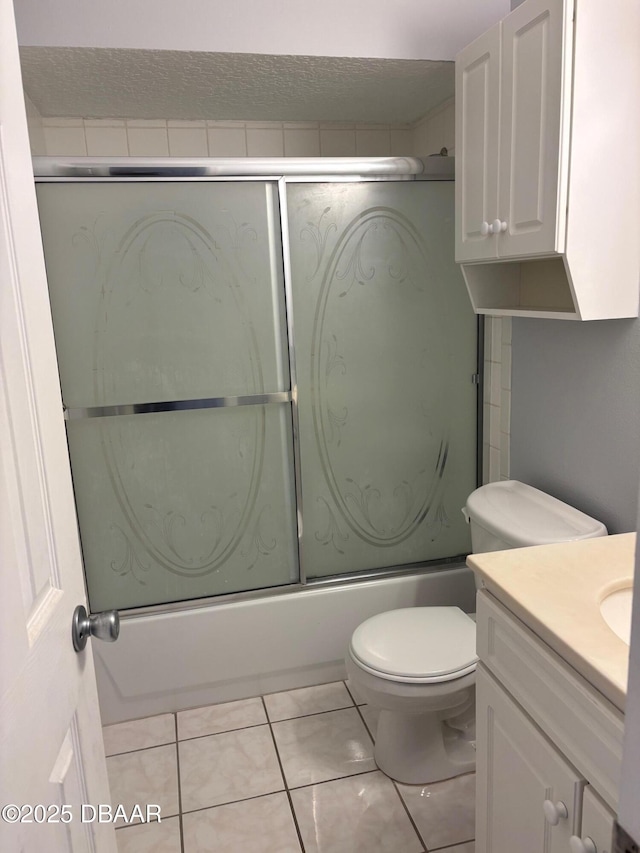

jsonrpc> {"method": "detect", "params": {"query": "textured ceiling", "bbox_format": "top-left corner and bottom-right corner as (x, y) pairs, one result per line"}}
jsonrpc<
(20, 47), (454, 123)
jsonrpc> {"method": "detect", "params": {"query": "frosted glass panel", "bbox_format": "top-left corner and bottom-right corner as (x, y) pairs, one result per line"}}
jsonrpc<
(67, 405), (298, 610)
(36, 181), (288, 408)
(288, 182), (476, 578)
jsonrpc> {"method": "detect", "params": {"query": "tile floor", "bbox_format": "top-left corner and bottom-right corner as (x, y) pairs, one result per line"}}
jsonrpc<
(103, 681), (476, 853)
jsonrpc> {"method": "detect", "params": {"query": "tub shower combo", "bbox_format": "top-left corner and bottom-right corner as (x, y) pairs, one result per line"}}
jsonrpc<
(34, 156), (479, 722)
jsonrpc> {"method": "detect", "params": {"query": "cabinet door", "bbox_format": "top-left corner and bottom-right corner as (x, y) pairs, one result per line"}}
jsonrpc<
(476, 665), (585, 853)
(455, 24), (501, 262)
(498, 0), (572, 258)
(576, 787), (615, 853)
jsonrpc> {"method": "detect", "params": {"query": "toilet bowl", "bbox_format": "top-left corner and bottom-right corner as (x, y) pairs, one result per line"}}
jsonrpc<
(347, 480), (608, 785)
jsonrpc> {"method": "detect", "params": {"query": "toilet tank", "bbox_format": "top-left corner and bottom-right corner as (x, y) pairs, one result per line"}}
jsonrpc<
(464, 480), (608, 554)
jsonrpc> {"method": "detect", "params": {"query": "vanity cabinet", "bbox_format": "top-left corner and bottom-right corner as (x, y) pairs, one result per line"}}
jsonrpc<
(455, 0), (639, 319)
(475, 590), (623, 853)
(477, 666), (584, 852)
(577, 787), (616, 853)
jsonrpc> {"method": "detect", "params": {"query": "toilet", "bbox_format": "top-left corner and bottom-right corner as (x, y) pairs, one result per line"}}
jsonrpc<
(346, 480), (608, 785)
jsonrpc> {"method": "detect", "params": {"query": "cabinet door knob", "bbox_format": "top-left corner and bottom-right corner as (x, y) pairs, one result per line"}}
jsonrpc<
(569, 836), (597, 853)
(480, 221), (491, 236)
(543, 799), (568, 826)
(491, 218), (507, 234)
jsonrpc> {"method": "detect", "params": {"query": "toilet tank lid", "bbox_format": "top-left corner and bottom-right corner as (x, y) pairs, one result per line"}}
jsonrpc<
(465, 480), (608, 547)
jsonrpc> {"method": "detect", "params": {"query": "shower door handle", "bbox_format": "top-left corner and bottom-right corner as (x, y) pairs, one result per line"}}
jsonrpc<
(72, 604), (120, 652)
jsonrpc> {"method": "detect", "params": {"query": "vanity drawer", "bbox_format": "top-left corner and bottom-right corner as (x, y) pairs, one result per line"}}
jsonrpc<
(476, 589), (624, 810)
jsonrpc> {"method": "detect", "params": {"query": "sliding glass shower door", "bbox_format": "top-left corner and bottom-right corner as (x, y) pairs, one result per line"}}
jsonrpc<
(287, 181), (477, 578)
(36, 172), (477, 613)
(36, 181), (298, 610)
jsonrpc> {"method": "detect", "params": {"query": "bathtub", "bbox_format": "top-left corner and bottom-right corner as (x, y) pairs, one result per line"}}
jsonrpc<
(95, 564), (475, 724)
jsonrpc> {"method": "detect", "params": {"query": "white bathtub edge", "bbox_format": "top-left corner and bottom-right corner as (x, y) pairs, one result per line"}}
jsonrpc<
(95, 565), (475, 724)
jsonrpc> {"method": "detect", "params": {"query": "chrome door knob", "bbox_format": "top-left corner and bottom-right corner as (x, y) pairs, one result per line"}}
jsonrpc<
(72, 604), (120, 652)
(543, 799), (568, 826)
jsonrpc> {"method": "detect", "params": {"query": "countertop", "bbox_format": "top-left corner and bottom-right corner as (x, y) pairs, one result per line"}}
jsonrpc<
(467, 532), (636, 712)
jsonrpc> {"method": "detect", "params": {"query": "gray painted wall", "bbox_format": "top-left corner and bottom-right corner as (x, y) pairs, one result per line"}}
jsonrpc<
(510, 317), (640, 534)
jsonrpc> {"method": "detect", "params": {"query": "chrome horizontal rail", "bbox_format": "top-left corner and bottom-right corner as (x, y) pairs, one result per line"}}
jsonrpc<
(64, 391), (292, 420)
(32, 155), (454, 181)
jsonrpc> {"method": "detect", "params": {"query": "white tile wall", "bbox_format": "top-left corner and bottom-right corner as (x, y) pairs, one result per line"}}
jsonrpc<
(32, 116), (428, 158)
(319, 127), (357, 156)
(42, 118), (87, 155)
(413, 97), (455, 156)
(168, 121), (208, 157)
(207, 124), (247, 156)
(482, 317), (512, 484)
(246, 125), (284, 157)
(24, 94), (45, 155)
(85, 120), (128, 156)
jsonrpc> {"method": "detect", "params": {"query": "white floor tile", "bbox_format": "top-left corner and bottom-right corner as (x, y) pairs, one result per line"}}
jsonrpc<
(103, 714), (175, 756)
(272, 707), (375, 788)
(179, 724), (284, 811)
(291, 770), (423, 853)
(115, 816), (181, 852)
(182, 792), (301, 852)
(106, 745), (179, 827)
(396, 771), (476, 850)
(264, 682), (353, 722)
(177, 697), (266, 740)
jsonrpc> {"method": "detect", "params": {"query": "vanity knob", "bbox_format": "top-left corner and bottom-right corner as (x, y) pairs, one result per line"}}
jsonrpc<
(543, 799), (568, 826)
(480, 221), (491, 236)
(569, 835), (597, 853)
(489, 219), (508, 234)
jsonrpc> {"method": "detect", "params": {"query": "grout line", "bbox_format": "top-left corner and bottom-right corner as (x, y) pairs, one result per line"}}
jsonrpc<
(104, 739), (176, 758)
(267, 703), (356, 725)
(390, 779), (427, 853)
(174, 714), (185, 853)
(180, 787), (287, 817)
(342, 680), (365, 706)
(177, 721), (268, 742)
(354, 703), (375, 744)
(175, 768), (385, 817)
(288, 767), (379, 793)
(262, 695), (306, 853)
(429, 840), (476, 852)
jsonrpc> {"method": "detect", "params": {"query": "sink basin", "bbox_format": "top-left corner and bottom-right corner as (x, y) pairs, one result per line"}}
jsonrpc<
(600, 587), (633, 644)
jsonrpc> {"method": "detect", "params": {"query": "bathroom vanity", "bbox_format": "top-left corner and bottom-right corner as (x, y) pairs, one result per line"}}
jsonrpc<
(468, 533), (635, 853)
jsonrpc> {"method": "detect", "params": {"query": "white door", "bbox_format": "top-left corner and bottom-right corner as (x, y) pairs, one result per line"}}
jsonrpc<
(476, 665), (584, 853)
(0, 1), (116, 851)
(497, 0), (571, 259)
(455, 24), (501, 263)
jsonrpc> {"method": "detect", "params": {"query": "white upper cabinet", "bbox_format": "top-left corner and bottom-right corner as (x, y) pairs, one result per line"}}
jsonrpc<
(498, 0), (570, 259)
(455, 0), (639, 320)
(455, 25), (500, 262)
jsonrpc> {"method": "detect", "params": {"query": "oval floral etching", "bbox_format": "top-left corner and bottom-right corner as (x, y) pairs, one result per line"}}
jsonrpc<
(311, 207), (451, 547)
(92, 210), (266, 579)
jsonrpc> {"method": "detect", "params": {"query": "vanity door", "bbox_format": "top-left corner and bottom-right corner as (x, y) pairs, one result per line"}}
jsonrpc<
(476, 664), (585, 853)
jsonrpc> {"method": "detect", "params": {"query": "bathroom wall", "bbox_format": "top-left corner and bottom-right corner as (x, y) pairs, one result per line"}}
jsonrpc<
(14, 0), (509, 61)
(25, 96), (455, 158)
(510, 318), (640, 533)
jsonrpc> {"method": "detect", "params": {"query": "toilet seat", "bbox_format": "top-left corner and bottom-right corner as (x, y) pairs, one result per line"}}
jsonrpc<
(349, 607), (478, 684)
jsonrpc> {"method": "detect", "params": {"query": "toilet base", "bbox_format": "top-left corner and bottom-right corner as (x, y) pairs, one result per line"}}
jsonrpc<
(374, 709), (476, 785)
